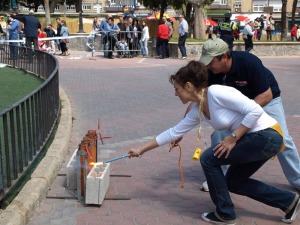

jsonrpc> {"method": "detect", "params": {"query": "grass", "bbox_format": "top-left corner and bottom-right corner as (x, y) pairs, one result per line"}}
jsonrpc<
(0, 66), (43, 112)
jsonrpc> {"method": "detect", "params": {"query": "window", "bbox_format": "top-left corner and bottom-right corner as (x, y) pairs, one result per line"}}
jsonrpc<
(268, 0), (281, 12)
(253, 0), (267, 12)
(234, 1), (241, 8)
(82, 3), (91, 10)
(66, 5), (76, 10)
(220, 0), (227, 5)
(110, 0), (116, 4)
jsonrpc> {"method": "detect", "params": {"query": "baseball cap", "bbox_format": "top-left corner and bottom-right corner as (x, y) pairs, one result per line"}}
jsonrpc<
(199, 38), (229, 66)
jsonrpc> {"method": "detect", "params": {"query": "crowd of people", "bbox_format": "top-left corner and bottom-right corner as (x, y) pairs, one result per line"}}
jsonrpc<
(214, 13), (277, 53)
(0, 11), (70, 60)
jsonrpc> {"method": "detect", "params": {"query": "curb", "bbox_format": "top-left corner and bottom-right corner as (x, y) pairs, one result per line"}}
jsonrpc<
(0, 87), (73, 225)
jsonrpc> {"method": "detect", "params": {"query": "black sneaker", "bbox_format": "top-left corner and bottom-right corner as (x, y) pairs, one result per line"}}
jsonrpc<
(281, 196), (300, 224)
(202, 212), (236, 225)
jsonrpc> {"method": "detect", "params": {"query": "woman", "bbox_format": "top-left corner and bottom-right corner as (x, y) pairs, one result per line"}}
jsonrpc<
(132, 18), (142, 56)
(60, 20), (69, 56)
(128, 61), (300, 225)
(155, 19), (169, 59)
(140, 20), (149, 58)
(266, 16), (275, 41)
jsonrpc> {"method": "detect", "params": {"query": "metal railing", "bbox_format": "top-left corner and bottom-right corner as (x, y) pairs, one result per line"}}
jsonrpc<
(0, 43), (60, 200)
(86, 30), (142, 57)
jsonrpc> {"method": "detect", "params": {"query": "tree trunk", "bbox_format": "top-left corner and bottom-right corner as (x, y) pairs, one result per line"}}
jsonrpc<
(291, 0), (298, 26)
(44, 0), (51, 25)
(281, 0), (287, 40)
(50, 0), (60, 13)
(194, 6), (206, 39)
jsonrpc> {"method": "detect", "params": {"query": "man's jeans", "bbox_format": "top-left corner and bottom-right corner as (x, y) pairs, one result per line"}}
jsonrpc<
(212, 97), (300, 190)
(178, 33), (188, 57)
(201, 128), (295, 220)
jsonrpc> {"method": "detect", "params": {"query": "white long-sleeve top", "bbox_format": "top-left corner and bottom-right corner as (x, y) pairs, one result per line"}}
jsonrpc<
(141, 26), (149, 41)
(156, 85), (277, 146)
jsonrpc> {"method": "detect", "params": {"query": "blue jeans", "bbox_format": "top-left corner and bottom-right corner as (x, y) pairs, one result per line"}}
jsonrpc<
(212, 97), (300, 190)
(139, 39), (148, 56)
(201, 128), (296, 220)
(178, 33), (188, 57)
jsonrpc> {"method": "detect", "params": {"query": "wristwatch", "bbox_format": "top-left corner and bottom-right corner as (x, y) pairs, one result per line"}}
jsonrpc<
(230, 132), (237, 139)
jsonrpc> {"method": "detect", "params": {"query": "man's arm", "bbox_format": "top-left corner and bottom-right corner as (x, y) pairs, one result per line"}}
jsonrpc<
(253, 88), (273, 107)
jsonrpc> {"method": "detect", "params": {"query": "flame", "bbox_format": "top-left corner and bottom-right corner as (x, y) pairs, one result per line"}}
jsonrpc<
(89, 162), (103, 166)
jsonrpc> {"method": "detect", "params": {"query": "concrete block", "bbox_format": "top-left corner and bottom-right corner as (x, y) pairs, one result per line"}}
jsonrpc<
(66, 149), (78, 190)
(85, 162), (110, 205)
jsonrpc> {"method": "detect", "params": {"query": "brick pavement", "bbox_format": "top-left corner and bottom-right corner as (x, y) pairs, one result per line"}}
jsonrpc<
(27, 51), (300, 225)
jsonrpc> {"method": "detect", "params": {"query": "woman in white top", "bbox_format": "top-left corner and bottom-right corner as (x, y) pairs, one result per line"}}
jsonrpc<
(140, 20), (149, 57)
(128, 61), (299, 225)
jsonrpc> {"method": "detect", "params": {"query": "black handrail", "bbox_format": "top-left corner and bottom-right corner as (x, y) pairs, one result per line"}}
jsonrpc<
(0, 44), (60, 200)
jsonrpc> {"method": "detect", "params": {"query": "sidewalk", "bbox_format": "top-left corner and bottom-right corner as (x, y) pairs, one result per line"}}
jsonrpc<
(23, 52), (300, 225)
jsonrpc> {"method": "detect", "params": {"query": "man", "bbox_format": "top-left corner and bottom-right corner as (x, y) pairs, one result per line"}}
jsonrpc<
(100, 14), (112, 58)
(198, 38), (300, 192)
(11, 10), (41, 62)
(258, 14), (265, 40)
(218, 13), (234, 50)
(242, 20), (255, 52)
(7, 14), (19, 60)
(117, 15), (126, 40)
(55, 18), (62, 53)
(162, 16), (173, 58)
(177, 14), (188, 60)
(106, 17), (120, 59)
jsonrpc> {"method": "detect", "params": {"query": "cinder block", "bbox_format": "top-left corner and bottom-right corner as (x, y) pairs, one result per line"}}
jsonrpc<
(85, 162), (110, 205)
(66, 149), (78, 190)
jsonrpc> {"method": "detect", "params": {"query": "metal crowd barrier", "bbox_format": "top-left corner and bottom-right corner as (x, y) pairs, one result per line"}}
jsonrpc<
(0, 43), (60, 201)
(86, 30), (142, 57)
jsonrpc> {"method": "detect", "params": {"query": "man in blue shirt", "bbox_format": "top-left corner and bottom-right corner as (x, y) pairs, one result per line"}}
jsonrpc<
(99, 14), (111, 58)
(106, 17), (120, 59)
(7, 14), (19, 60)
(177, 14), (188, 60)
(198, 38), (300, 195)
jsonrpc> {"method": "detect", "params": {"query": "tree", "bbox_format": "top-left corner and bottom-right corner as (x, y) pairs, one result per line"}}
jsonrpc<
(281, 0), (287, 40)
(186, 0), (214, 39)
(291, 0), (298, 26)
(143, 0), (184, 20)
(44, 0), (50, 25)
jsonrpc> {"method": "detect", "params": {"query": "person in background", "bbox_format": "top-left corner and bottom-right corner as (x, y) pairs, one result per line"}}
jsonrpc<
(99, 14), (112, 58)
(242, 20), (255, 52)
(55, 18), (62, 54)
(132, 18), (142, 56)
(266, 15), (275, 41)
(291, 24), (298, 41)
(11, 10), (41, 62)
(257, 14), (265, 40)
(155, 19), (169, 59)
(140, 20), (149, 58)
(60, 20), (69, 56)
(218, 13), (234, 50)
(296, 24), (300, 41)
(117, 15), (126, 40)
(254, 17), (261, 40)
(106, 17), (120, 59)
(92, 17), (99, 32)
(231, 22), (240, 40)
(125, 17), (134, 57)
(128, 60), (300, 225)
(177, 14), (188, 60)
(7, 14), (19, 60)
(162, 16), (173, 58)
(44, 24), (56, 54)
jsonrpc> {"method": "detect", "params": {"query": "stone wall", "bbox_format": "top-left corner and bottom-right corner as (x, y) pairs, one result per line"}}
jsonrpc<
(67, 35), (300, 59)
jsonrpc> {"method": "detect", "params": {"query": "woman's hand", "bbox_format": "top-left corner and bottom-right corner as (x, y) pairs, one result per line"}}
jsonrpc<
(213, 136), (237, 158)
(128, 147), (142, 158)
